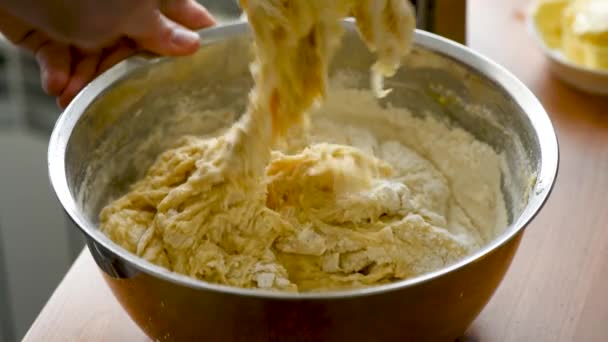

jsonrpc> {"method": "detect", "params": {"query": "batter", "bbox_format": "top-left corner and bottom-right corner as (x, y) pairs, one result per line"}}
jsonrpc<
(100, 1), (507, 292)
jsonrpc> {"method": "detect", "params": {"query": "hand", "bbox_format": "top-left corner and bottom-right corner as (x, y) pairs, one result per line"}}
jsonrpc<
(0, 0), (215, 108)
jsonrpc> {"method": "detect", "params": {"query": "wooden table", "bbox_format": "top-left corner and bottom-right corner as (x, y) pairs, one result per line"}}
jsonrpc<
(24, 0), (608, 341)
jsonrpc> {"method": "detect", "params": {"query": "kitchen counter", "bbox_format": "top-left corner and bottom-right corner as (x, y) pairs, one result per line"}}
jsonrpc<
(24, 0), (608, 340)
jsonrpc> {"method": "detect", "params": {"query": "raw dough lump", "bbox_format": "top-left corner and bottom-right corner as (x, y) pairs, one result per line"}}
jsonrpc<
(100, 0), (506, 292)
(100, 86), (506, 292)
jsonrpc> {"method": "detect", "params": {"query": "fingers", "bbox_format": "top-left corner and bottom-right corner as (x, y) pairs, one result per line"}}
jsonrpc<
(36, 42), (71, 96)
(125, 10), (200, 56)
(161, 0), (216, 29)
(98, 40), (138, 74)
(0, 7), (34, 45)
(0, 8), (52, 53)
(15, 30), (49, 52)
(54, 39), (137, 109)
(58, 53), (101, 108)
(0, 8), (71, 99)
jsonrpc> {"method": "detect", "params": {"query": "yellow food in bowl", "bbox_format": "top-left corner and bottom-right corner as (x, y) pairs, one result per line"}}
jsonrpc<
(103, 0), (485, 293)
(533, 0), (608, 70)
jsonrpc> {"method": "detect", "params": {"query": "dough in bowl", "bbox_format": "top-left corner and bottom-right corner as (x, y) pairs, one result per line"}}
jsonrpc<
(99, 0), (506, 292)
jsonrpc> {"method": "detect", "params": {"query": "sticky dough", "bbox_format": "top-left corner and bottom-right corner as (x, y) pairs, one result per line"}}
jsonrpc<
(100, 1), (506, 292)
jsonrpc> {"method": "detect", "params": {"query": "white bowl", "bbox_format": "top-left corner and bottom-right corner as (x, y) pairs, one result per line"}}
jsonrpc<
(528, 17), (608, 95)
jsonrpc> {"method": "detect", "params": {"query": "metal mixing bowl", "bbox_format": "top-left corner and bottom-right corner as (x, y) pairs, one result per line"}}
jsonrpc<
(48, 22), (558, 341)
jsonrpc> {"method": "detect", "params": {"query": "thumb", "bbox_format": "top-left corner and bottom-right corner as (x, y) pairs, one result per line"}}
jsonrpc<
(126, 10), (200, 56)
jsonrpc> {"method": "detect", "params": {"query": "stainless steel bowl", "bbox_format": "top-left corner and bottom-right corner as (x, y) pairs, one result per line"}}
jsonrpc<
(48, 22), (558, 341)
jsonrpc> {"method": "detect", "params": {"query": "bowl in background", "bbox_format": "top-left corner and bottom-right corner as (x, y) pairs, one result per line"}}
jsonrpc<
(48, 22), (558, 341)
(528, 13), (608, 95)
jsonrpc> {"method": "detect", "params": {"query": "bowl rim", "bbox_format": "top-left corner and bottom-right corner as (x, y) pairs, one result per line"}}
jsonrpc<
(48, 21), (559, 300)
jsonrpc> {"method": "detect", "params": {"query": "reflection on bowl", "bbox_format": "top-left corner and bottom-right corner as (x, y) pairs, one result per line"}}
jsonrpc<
(48, 23), (558, 341)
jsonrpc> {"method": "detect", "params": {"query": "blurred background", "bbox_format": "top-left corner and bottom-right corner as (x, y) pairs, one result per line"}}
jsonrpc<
(0, 34), (77, 342)
(0, 1), (465, 340)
